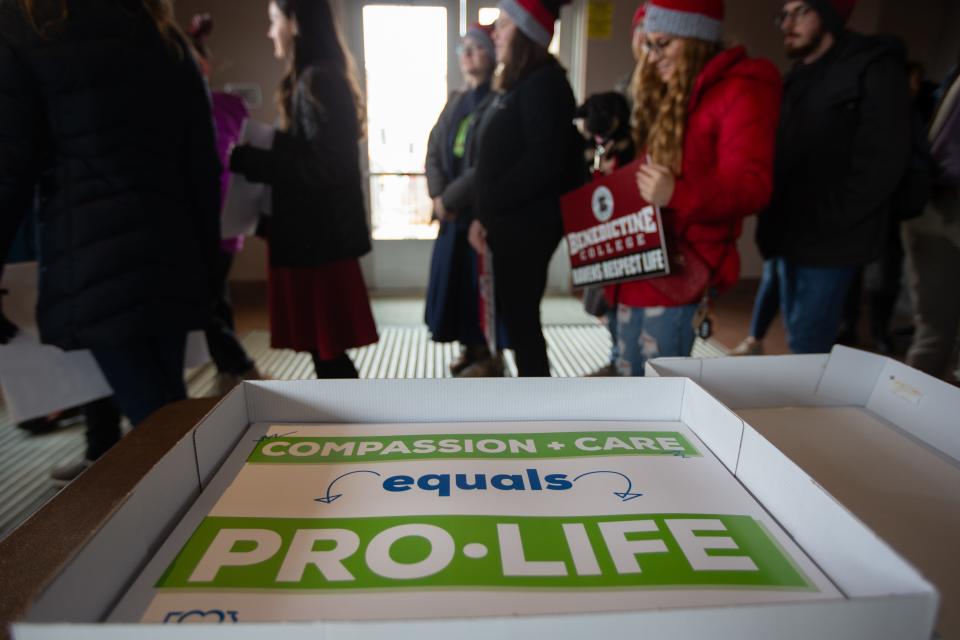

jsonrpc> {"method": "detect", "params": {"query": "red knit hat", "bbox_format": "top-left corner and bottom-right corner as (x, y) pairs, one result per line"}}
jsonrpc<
(499, 0), (572, 48)
(632, 4), (647, 32)
(643, 0), (724, 42)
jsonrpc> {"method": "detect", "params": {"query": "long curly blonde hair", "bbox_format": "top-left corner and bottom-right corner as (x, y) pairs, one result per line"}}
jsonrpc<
(631, 38), (721, 174)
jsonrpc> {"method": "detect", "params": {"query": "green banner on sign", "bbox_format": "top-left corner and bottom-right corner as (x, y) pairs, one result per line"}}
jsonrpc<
(248, 431), (701, 464)
(157, 514), (811, 592)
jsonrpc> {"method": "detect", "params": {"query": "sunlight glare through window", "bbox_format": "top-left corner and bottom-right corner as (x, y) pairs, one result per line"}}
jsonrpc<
(363, 5), (448, 240)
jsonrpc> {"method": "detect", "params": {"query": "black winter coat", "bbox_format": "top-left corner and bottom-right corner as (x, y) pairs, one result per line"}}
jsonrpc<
(0, 1), (221, 350)
(474, 60), (585, 249)
(425, 86), (490, 222)
(230, 66), (371, 268)
(756, 33), (910, 267)
(425, 90), (467, 204)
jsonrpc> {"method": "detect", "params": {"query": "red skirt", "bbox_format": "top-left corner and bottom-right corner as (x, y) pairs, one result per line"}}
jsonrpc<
(268, 258), (378, 358)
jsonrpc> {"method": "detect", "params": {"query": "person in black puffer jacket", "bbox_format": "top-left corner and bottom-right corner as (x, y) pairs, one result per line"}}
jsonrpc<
(468, 0), (585, 377)
(0, 1), (220, 429)
(230, 0), (377, 379)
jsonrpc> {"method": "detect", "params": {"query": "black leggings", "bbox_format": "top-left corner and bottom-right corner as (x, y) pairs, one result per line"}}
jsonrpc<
(311, 352), (359, 379)
(491, 232), (559, 377)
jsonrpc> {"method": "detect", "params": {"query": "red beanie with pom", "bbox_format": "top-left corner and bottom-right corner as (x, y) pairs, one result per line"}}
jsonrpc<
(498, 0), (572, 48)
(632, 4), (647, 32)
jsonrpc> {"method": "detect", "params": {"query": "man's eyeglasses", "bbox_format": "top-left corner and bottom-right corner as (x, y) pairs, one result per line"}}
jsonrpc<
(775, 4), (813, 28)
(642, 37), (673, 57)
(456, 44), (483, 56)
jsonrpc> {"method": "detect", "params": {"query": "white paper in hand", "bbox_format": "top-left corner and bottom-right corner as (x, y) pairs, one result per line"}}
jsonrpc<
(0, 263), (112, 422)
(221, 120), (275, 238)
(0, 263), (210, 422)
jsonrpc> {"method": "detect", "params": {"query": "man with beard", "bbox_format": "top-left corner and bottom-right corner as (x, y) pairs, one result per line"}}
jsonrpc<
(754, 0), (910, 354)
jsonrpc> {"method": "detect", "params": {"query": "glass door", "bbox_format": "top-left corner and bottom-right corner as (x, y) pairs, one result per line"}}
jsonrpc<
(362, 4), (452, 241)
(339, 0), (585, 291)
(339, 0), (459, 290)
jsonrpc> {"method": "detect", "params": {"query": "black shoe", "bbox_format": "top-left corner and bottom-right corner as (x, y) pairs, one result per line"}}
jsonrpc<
(836, 329), (859, 347)
(17, 406), (85, 435)
(873, 335), (895, 355)
(17, 416), (61, 435)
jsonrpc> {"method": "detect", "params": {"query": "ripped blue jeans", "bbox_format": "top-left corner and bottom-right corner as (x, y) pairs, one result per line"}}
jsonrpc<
(612, 303), (698, 376)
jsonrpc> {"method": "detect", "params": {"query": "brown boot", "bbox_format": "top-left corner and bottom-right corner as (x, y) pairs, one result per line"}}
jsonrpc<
(449, 345), (490, 376)
(586, 363), (618, 377)
(457, 353), (506, 378)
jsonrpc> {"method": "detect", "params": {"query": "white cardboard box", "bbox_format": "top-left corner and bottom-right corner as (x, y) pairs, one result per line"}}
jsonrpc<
(647, 345), (960, 638)
(13, 376), (939, 639)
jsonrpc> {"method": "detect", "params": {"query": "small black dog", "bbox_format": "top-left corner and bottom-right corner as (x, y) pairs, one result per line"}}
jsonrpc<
(575, 91), (636, 173)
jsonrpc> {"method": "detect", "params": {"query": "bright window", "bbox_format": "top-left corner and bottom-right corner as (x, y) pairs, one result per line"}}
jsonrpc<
(363, 5), (448, 240)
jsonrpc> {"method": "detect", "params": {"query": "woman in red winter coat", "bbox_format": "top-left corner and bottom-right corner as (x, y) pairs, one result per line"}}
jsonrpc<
(603, 0), (781, 376)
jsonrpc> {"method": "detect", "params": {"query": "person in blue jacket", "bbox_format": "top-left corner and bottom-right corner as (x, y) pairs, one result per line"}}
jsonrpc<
(0, 0), (221, 477)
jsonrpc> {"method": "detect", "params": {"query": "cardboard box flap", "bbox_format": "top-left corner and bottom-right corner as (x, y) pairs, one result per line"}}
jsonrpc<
(24, 437), (202, 624)
(13, 594), (939, 640)
(866, 360), (960, 465)
(193, 387), (252, 488)
(815, 346), (889, 406)
(736, 424), (936, 600)
(679, 380), (744, 473)
(240, 378), (687, 424)
(648, 355), (836, 409)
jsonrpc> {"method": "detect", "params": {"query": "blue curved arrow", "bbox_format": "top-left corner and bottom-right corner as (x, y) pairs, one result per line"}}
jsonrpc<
(573, 470), (643, 501)
(315, 470), (381, 504)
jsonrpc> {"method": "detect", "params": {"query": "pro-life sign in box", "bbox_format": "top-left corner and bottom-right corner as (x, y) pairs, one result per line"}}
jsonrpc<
(109, 421), (838, 623)
(560, 160), (670, 288)
(14, 378), (938, 639)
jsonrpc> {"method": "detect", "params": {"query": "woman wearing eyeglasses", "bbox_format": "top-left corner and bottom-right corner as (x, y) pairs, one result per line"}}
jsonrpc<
(424, 24), (503, 377)
(608, 0), (782, 376)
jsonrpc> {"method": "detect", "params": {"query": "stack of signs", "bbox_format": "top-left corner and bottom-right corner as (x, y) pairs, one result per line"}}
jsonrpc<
(111, 421), (841, 625)
(560, 160), (670, 288)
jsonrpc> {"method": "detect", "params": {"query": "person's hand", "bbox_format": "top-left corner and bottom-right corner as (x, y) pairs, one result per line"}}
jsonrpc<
(599, 152), (618, 176)
(468, 219), (488, 254)
(636, 163), (676, 207)
(434, 197), (456, 222)
(0, 289), (18, 345)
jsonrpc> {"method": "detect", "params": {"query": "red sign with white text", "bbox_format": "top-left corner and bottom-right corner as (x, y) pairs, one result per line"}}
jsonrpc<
(561, 160), (671, 289)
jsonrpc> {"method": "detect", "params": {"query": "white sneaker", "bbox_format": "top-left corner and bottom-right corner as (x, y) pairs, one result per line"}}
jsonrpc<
(50, 457), (94, 486)
(456, 356), (506, 378)
(730, 337), (764, 356)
